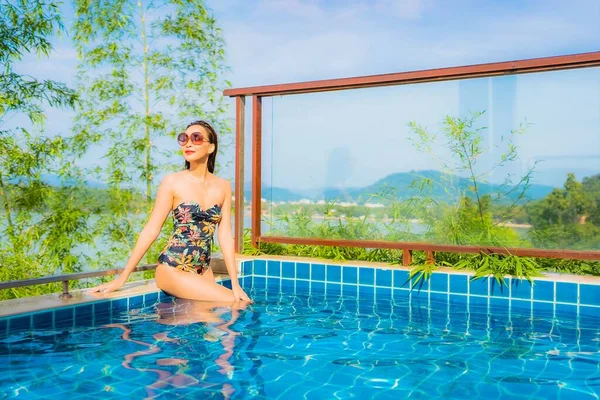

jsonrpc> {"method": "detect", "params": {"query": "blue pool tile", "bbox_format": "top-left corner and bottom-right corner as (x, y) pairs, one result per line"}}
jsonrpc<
(579, 306), (600, 318)
(112, 298), (128, 311)
(489, 297), (509, 309)
(579, 284), (600, 306)
(33, 312), (53, 329)
(327, 265), (342, 283)
(342, 267), (358, 284)
(144, 292), (159, 305)
(469, 278), (489, 296)
(221, 279), (233, 289)
(511, 299), (532, 312)
(533, 280), (554, 302)
(393, 269), (410, 288)
(9, 315), (31, 331)
(449, 275), (468, 294)
(449, 293), (468, 305)
(267, 260), (281, 276)
(326, 282), (341, 294)
(282, 262), (295, 279)
(311, 264), (325, 281)
(311, 281), (325, 294)
(159, 291), (171, 300)
(95, 301), (111, 315)
(95, 311), (112, 326)
(430, 273), (448, 292)
(490, 279), (509, 297)
(75, 304), (94, 319)
(281, 278), (294, 290)
(555, 303), (577, 318)
(376, 287), (392, 299)
(129, 295), (144, 308)
(242, 260), (253, 275)
(296, 263), (310, 280)
(410, 276), (428, 293)
(358, 267), (374, 285)
(511, 279), (532, 300)
(342, 284), (358, 297)
(54, 308), (73, 328)
(253, 277), (266, 288)
(359, 285), (375, 301)
(267, 277), (281, 289)
(375, 269), (392, 287)
(470, 295), (488, 306)
(532, 300), (553, 313)
(296, 280), (310, 293)
(254, 260), (266, 276)
(393, 288), (410, 301)
(556, 282), (578, 304)
(429, 291), (448, 303)
(0, 318), (6, 333)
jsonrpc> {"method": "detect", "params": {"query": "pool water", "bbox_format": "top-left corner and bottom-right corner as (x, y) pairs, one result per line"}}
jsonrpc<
(1, 282), (600, 399)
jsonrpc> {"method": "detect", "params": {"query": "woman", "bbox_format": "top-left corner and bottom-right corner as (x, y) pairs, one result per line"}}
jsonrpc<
(88, 120), (251, 303)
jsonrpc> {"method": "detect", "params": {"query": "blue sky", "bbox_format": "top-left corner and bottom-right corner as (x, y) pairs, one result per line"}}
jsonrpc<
(9, 0), (600, 191)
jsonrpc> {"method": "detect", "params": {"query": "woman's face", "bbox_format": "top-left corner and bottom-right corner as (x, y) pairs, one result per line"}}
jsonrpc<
(178, 125), (213, 164)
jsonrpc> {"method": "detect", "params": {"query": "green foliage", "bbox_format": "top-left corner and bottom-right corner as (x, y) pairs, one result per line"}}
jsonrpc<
(70, 0), (231, 280)
(526, 173), (600, 249)
(407, 112), (534, 247)
(1, 0), (230, 300)
(0, 0), (92, 300)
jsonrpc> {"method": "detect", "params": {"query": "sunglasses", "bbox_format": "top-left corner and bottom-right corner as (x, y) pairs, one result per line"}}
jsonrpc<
(177, 132), (211, 146)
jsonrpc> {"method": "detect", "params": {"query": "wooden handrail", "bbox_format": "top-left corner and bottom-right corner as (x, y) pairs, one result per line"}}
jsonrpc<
(260, 236), (600, 265)
(224, 52), (600, 97)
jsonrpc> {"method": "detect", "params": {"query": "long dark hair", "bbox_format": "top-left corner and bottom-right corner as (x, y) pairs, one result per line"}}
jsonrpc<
(183, 120), (218, 173)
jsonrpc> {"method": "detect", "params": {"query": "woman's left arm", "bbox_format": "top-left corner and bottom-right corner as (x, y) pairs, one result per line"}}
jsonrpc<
(218, 181), (252, 302)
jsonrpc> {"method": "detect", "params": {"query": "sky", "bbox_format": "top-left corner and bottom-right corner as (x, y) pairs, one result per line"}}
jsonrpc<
(9, 0), (600, 192)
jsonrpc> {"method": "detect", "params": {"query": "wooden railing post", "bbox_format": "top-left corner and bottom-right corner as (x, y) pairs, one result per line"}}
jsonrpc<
(234, 95), (246, 253)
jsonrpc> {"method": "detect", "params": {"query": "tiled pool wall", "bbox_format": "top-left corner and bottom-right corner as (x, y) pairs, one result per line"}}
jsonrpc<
(240, 259), (600, 317)
(2, 258), (599, 334)
(0, 280), (235, 334)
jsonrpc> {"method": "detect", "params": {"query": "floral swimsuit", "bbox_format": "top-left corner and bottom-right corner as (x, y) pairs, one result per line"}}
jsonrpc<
(158, 202), (222, 274)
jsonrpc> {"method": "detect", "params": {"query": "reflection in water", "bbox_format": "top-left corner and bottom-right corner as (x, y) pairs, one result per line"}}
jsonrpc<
(104, 299), (247, 399)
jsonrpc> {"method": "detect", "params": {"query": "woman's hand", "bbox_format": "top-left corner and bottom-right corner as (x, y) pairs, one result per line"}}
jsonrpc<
(232, 282), (252, 303)
(87, 276), (126, 294)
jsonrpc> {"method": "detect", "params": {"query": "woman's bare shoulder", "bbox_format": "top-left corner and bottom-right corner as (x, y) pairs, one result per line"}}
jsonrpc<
(160, 171), (185, 187)
(212, 175), (232, 191)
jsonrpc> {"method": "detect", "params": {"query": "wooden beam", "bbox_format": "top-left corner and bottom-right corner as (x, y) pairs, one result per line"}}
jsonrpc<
(224, 52), (600, 97)
(234, 96), (246, 253)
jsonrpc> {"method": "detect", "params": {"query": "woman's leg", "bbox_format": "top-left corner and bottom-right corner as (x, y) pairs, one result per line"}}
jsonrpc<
(155, 263), (235, 302)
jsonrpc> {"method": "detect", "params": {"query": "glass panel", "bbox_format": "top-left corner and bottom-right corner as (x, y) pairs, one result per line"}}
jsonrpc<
(261, 67), (600, 251)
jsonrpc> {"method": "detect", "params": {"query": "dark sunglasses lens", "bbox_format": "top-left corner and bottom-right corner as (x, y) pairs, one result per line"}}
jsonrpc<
(177, 133), (188, 145)
(191, 132), (204, 144)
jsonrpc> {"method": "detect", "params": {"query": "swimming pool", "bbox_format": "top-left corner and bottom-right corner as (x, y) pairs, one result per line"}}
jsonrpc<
(1, 259), (599, 399)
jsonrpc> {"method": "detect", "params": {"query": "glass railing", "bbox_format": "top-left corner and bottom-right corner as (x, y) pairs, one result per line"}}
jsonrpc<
(253, 67), (600, 252)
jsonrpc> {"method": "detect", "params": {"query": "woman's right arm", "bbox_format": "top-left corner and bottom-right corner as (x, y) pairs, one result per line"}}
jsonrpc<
(87, 175), (175, 294)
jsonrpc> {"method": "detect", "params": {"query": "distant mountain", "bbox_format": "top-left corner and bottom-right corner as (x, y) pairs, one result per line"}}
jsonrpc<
(344, 170), (554, 204)
(251, 170), (556, 204)
(244, 186), (305, 202)
(9, 174), (107, 189)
